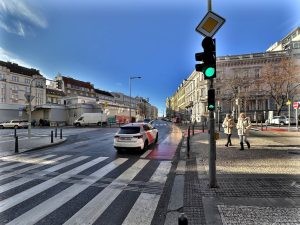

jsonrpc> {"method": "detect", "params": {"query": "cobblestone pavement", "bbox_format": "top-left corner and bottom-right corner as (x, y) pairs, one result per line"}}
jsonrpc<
(180, 128), (300, 225)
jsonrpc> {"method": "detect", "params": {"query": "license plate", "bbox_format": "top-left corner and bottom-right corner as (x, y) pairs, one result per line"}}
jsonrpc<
(120, 137), (131, 140)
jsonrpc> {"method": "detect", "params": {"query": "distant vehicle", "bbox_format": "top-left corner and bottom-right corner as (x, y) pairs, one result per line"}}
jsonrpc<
(143, 118), (151, 123)
(270, 116), (296, 125)
(0, 120), (29, 129)
(114, 122), (158, 152)
(73, 113), (107, 127)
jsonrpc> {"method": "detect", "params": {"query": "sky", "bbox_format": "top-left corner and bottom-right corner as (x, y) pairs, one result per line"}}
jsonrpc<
(0, 0), (299, 116)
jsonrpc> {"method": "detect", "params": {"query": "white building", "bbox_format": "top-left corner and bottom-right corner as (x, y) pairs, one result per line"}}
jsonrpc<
(0, 61), (46, 121)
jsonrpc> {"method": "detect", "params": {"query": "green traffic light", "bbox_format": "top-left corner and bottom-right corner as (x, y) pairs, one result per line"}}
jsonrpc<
(205, 67), (215, 77)
(208, 104), (215, 109)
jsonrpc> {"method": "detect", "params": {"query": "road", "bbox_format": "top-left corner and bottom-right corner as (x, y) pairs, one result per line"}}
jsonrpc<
(0, 120), (182, 225)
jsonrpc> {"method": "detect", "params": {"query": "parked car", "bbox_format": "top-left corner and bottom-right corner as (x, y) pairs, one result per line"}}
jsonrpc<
(270, 116), (296, 125)
(0, 120), (29, 129)
(114, 122), (158, 152)
(73, 113), (107, 127)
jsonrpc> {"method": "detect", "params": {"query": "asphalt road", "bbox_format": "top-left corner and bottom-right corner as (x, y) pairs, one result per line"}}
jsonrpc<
(0, 120), (182, 225)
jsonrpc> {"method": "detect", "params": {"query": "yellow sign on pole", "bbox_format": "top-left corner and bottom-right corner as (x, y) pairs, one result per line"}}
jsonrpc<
(286, 100), (291, 105)
(196, 11), (225, 37)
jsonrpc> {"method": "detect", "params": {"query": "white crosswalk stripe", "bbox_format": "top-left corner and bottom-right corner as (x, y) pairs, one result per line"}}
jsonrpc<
(122, 161), (171, 225)
(0, 155), (89, 194)
(0, 153), (171, 225)
(0, 156), (108, 213)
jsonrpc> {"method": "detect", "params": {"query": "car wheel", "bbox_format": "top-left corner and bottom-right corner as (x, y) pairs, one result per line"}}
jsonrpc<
(0, 125), (4, 129)
(154, 134), (158, 143)
(75, 123), (81, 127)
(115, 147), (123, 153)
(142, 140), (148, 151)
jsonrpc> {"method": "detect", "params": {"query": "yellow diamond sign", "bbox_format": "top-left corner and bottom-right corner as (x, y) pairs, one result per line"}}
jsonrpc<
(196, 11), (225, 37)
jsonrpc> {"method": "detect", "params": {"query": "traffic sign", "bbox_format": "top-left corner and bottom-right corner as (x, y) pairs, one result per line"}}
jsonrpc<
(24, 93), (35, 102)
(286, 99), (291, 105)
(293, 102), (300, 109)
(195, 11), (225, 37)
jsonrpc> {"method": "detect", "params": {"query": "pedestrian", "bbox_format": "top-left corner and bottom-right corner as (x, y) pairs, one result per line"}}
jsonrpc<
(222, 114), (235, 147)
(236, 113), (252, 150)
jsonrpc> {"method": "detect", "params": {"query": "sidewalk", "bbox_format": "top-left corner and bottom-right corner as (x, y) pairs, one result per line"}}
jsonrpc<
(165, 128), (300, 225)
(0, 136), (66, 157)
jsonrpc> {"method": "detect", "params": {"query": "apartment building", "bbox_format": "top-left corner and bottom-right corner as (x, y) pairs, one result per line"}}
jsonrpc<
(0, 61), (46, 121)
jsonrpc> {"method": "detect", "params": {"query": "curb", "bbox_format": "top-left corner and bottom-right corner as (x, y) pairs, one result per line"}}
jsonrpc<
(18, 138), (68, 154)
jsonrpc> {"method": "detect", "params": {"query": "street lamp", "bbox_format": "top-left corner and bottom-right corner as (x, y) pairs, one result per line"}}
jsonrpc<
(26, 76), (45, 138)
(129, 76), (141, 122)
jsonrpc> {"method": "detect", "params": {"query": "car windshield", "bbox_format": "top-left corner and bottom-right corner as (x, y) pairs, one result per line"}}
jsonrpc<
(118, 127), (141, 134)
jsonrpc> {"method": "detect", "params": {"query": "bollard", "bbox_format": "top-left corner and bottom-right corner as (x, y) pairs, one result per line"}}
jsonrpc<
(15, 136), (19, 153)
(202, 123), (204, 133)
(178, 213), (188, 225)
(110, 122), (111, 128)
(14, 128), (17, 138)
(219, 121), (221, 132)
(187, 127), (190, 158)
(60, 128), (62, 139)
(261, 121), (263, 131)
(55, 127), (57, 138)
(192, 125), (194, 136)
(51, 131), (53, 143)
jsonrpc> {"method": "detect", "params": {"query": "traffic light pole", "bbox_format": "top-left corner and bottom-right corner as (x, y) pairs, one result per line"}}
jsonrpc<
(208, 80), (217, 188)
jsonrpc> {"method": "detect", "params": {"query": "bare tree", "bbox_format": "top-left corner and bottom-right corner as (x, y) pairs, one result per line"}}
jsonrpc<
(260, 57), (300, 115)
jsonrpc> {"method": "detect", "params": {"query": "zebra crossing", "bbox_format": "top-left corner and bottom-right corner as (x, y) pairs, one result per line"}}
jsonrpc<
(0, 153), (171, 225)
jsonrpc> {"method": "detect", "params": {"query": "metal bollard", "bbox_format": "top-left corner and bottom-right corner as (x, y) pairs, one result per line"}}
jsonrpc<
(51, 131), (53, 143)
(187, 127), (190, 158)
(261, 121), (263, 131)
(60, 128), (62, 139)
(219, 122), (221, 132)
(14, 128), (17, 137)
(192, 125), (194, 136)
(55, 127), (57, 138)
(15, 136), (19, 153)
(202, 123), (204, 133)
(178, 213), (188, 225)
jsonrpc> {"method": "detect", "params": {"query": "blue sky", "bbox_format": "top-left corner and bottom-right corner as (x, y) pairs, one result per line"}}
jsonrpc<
(0, 0), (299, 115)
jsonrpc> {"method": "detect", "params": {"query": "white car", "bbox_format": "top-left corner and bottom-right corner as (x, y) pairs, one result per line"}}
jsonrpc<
(0, 120), (29, 129)
(270, 116), (296, 125)
(114, 123), (158, 152)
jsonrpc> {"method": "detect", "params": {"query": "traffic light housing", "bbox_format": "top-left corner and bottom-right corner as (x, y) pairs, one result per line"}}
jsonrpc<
(195, 37), (216, 79)
(207, 89), (215, 111)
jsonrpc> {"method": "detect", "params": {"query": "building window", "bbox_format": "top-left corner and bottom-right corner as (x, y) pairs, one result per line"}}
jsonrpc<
(216, 88), (220, 95)
(0, 74), (5, 80)
(255, 68), (260, 78)
(25, 78), (31, 84)
(12, 76), (19, 82)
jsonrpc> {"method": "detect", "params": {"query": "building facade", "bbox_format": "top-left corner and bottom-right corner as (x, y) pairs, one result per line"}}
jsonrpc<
(0, 61), (46, 121)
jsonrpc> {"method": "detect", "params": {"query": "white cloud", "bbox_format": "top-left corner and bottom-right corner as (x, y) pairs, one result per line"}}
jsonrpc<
(0, 47), (52, 80)
(0, 0), (47, 36)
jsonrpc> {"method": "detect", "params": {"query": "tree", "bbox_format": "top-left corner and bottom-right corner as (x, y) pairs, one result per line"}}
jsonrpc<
(260, 57), (300, 116)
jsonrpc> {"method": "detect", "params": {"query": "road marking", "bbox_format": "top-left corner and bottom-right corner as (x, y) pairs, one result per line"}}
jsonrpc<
(0, 155), (89, 194)
(7, 158), (128, 225)
(0, 155), (60, 181)
(0, 153), (45, 167)
(63, 159), (149, 225)
(140, 150), (152, 158)
(0, 156), (108, 213)
(122, 161), (171, 225)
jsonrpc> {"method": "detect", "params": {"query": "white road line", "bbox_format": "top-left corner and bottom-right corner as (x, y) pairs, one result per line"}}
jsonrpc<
(0, 155), (60, 181)
(7, 158), (128, 225)
(0, 153), (45, 167)
(0, 156), (89, 194)
(122, 161), (172, 225)
(63, 159), (149, 225)
(0, 156), (108, 213)
(140, 150), (152, 158)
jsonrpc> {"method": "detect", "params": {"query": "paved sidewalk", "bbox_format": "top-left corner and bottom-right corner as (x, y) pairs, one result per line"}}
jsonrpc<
(0, 136), (66, 157)
(165, 128), (300, 225)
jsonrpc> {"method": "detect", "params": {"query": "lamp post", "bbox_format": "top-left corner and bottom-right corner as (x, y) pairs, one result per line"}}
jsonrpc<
(26, 76), (44, 138)
(129, 76), (141, 122)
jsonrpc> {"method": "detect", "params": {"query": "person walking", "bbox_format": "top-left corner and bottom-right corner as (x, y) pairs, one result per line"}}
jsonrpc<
(236, 113), (252, 150)
(222, 114), (235, 147)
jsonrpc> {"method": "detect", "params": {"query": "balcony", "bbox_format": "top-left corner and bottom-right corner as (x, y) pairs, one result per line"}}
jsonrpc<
(185, 101), (193, 108)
